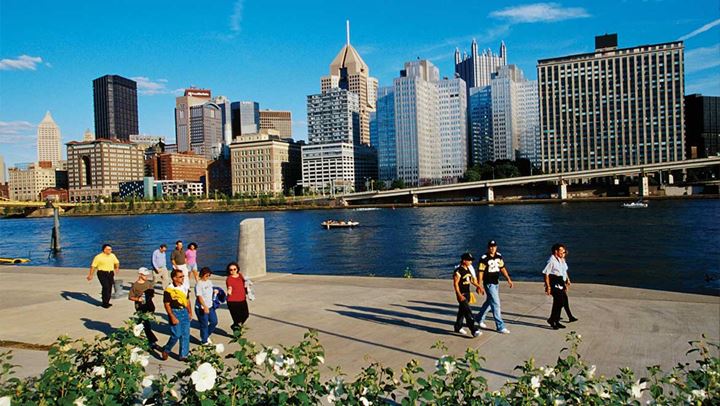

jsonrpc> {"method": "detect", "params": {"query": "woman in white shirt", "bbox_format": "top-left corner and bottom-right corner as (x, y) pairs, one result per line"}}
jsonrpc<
(543, 243), (578, 329)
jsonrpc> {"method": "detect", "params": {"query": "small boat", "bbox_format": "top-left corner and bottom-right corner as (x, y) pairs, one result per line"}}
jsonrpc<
(622, 201), (648, 209)
(0, 257), (31, 264)
(321, 220), (359, 229)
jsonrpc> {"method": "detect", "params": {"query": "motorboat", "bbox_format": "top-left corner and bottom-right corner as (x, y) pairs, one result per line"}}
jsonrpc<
(622, 201), (648, 208)
(321, 220), (359, 229)
(0, 257), (30, 264)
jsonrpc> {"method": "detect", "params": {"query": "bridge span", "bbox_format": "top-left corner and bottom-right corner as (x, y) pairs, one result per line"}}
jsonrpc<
(342, 157), (720, 203)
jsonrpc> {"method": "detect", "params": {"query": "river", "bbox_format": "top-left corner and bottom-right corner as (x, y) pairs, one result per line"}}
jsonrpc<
(1, 200), (718, 294)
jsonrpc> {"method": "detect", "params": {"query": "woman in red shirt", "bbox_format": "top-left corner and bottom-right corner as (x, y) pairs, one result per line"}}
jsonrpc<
(225, 262), (249, 332)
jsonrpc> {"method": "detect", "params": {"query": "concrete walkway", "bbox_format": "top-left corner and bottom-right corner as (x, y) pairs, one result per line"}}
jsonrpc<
(1, 266), (718, 389)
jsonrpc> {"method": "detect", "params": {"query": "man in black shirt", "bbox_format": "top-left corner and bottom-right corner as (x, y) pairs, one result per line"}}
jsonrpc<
(475, 240), (513, 334)
(453, 252), (482, 337)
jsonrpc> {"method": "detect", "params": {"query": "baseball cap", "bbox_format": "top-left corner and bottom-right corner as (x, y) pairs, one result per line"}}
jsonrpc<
(488, 240), (498, 247)
(461, 252), (474, 261)
(138, 267), (151, 276)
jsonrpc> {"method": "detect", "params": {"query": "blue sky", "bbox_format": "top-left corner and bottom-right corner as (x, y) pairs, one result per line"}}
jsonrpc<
(1, 0), (718, 168)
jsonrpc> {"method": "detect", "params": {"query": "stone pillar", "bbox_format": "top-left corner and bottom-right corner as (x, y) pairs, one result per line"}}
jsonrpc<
(668, 174), (674, 185)
(558, 183), (568, 200)
(486, 187), (495, 202)
(639, 175), (649, 197)
(237, 218), (267, 279)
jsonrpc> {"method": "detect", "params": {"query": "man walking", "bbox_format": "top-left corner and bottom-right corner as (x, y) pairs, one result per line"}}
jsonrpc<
(161, 269), (192, 361)
(171, 240), (190, 291)
(476, 240), (513, 334)
(86, 244), (120, 308)
(453, 253), (482, 337)
(128, 267), (161, 350)
(152, 244), (170, 288)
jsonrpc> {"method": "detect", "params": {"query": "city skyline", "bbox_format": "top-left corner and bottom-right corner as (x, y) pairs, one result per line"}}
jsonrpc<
(1, 1), (718, 167)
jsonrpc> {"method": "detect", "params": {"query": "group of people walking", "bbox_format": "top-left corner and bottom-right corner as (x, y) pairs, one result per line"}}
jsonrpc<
(453, 240), (576, 337)
(87, 241), (251, 361)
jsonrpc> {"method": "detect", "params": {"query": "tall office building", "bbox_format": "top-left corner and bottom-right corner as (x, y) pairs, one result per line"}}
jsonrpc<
(66, 139), (144, 202)
(320, 21), (378, 146)
(372, 86), (396, 182)
(393, 60), (441, 186)
(93, 75), (139, 140)
(37, 111), (62, 165)
(212, 95), (233, 147)
(685, 94), (719, 158)
(8, 162), (57, 201)
(303, 88), (376, 192)
(468, 86), (493, 165)
(259, 110), (292, 138)
(231, 101), (260, 137)
(455, 40), (507, 89)
(438, 77), (468, 183)
(230, 130), (301, 196)
(0, 155), (6, 184)
(175, 88), (211, 152)
(538, 34), (685, 173)
(189, 102), (224, 160)
(489, 65), (539, 163)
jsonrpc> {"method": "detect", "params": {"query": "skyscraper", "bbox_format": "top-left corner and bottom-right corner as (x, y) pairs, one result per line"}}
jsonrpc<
(320, 21), (378, 146)
(685, 94), (719, 158)
(372, 86), (396, 182)
(93, 75), (139, 140)
(468, 86), (493, 165)
(438, 77), (468, 183)
(175, 88), (211, 152)
(259, 110), (292, 138)
(189, 102), (223, 160)
(231, 101), (260, 137)
(455, 40), (507, 89)
(393, 60), (441, 186)
(538, 34), (685, 173)
(37, 111), (62, 165)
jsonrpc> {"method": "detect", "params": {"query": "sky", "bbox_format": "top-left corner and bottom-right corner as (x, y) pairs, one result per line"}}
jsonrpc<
(1, 0), (719, 168)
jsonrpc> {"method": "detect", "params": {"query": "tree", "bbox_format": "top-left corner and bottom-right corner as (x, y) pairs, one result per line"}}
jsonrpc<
(375, 180), (387, 191)
(390, 179), (406, 189)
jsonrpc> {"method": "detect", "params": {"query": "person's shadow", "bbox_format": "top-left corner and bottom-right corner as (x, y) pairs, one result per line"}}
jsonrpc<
(61, 291), (102, 306)
(80, 318), (115, 336)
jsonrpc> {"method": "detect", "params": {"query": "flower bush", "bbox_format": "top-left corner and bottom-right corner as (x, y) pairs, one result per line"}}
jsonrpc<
(0, 315), (717, 405)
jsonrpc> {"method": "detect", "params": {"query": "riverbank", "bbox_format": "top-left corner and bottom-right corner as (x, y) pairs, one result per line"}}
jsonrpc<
(1, 266), (718, 389)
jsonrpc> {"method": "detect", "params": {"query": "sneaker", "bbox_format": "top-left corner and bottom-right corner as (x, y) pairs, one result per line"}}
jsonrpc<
(456, 327), (469, 336)
(479, 322), (488, 329)
(499, 328), (510, 334)
(206, 338), (213, 345)
(473, 330), (482, 337)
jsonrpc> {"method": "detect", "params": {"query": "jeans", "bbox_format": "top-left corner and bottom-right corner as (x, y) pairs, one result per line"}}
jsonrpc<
(196, 305), (218, 344)
(96, 271), (114, 306)
(476, 283), (505, 331)
(454, 299), (477, 333)
(164, 308), (190, 358)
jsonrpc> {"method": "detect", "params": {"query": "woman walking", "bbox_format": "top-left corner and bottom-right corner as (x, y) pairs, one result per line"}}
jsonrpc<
(186, 242), (199, 286)
(195, 267), (219, 344)
(225, 262), (249, 332)
(543, 243), (578, 330)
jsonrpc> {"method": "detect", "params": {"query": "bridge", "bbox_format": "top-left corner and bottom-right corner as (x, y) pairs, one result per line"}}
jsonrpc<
(342, 157), (720, 204)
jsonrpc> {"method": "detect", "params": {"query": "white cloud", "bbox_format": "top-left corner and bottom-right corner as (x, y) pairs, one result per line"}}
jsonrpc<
(130, 77), (174, 96)
(0, 55), (44, 71)
(230, 0), (244, 34)
(0, 120), (35, 144)
(678, 18), (720, 41)
(685, 74), (720, 95)
(685, 44), (720, 73)
(490, 3), (590, 23)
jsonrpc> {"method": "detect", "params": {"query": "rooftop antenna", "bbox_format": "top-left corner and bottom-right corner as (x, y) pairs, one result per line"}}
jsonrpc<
(346, 20), (350, 45)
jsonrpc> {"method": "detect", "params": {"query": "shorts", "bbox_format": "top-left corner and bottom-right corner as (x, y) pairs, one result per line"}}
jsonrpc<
(188, 263), (198, 272)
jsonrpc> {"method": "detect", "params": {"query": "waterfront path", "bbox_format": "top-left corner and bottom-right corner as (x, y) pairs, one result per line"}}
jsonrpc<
(1, 266), (718, 389)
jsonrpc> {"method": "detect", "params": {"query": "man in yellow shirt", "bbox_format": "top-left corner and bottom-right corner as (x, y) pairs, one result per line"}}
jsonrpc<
(87, 244), (120, 308)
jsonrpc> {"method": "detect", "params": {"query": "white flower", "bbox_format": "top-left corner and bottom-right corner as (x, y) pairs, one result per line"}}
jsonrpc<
(133, 323), (144, 337)
(326, 392), (337, 404)
(593, 383), (611, 399)
(271, 348), (280, 355)
(0, 396), (11, 406)
(190, 362), (217, 392)
(531, 376), (541, 390)
(630, 380), (647, 399)
(130, 347), (150, 367)
(142, 375), (154, 388)
(316, 355), (325, 364)
(285, 357), (295, 367)
(668, 377), (677, 384)
(215, 343), (224, 354)
(359, 396), (372, 406)
(577, 334), (582, 339)
(587, 365), (596, 379)
(273, 363), (290, 377)
(443, 361), (455, 374)
(91, 365), (106, 377)
(170, 389), (180, 400)
(554, 398), (566, 406)
(73, 397), (86, 406)
(691, 389), (707, 400)
(255, 351), (267, 365)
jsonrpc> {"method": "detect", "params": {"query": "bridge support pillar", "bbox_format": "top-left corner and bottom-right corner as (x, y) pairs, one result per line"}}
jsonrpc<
(668, 173), (674, 185)
(485, 187), (495, 202)
(410, 193), (419, 206)
(558, 183), (568, 200)
(639, 176), (649, 197)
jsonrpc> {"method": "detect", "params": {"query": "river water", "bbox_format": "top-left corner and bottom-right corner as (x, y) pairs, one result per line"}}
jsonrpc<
(1, 200), (718, 294)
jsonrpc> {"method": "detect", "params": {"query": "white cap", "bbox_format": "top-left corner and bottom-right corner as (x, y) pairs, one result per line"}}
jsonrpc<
(138, 267), (151, 276)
